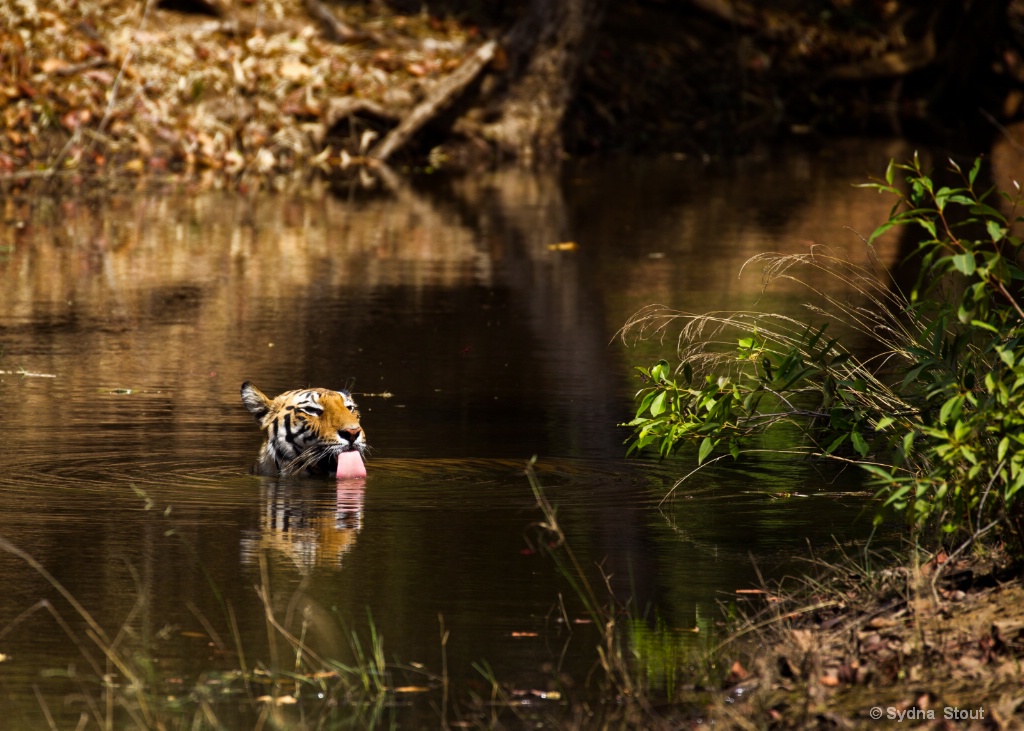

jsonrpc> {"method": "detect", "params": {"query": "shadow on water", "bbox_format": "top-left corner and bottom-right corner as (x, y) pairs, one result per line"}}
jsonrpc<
(0, 139), (944, 726)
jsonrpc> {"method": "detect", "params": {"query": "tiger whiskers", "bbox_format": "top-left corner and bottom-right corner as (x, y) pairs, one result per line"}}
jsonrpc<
(284, 445), (365, 476)
(283, 447), (337, 476)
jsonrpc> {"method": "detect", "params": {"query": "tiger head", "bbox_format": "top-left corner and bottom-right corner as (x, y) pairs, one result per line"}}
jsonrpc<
(241, 381), (367, 476)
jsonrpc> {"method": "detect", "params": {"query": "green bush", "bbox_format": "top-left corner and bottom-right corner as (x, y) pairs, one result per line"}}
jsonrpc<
(623, 155), (1024, 551)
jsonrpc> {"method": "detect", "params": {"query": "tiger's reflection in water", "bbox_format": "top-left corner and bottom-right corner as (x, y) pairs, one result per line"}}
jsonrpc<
(240, 479), (365, 572)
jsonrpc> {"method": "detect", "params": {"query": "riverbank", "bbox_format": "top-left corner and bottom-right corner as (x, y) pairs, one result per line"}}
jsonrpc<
(704, 548), (1024, 729)
(1, 0), (476, 182)
(6, 1), (1021, 185)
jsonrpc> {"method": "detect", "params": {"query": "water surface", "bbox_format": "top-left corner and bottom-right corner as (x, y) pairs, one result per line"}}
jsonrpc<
(0, 141), (913, 726)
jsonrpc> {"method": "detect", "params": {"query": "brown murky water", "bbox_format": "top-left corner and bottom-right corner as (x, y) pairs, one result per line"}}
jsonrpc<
(0, 140), (917, 727)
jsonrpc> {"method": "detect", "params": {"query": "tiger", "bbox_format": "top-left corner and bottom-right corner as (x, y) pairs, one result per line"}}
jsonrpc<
(240, 381), (367, 477)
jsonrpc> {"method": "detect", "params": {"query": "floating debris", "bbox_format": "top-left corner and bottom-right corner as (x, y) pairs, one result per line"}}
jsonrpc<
(0, 369), (57, 378)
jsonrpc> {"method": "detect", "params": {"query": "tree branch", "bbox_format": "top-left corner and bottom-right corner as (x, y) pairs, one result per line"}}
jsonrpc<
(369, 40), (497, 163)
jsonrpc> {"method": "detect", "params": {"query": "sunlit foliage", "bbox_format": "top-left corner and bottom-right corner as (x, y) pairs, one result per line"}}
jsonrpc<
(624, 156), (1024, 552)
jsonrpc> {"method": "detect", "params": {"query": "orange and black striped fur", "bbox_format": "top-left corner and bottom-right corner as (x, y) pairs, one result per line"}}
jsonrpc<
(241, 382), (367, 476)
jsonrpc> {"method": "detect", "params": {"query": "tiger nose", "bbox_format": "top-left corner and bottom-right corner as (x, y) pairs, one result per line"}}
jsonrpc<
(338, 427), (362, 444)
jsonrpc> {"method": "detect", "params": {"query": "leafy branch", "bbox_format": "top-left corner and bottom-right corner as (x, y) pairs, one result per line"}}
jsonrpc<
(623, 155), (1024, 552)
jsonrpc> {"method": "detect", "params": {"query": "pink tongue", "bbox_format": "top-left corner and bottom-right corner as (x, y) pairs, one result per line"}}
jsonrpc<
(336, 451), (367, 479)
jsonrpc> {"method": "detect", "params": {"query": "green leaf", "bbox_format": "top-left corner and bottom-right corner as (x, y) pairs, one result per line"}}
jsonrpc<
(649, 390), (667, 417)
(868, 219), (898, 244)
(945, 194), (975, 206)
(824, 433), (848, 454)
(969, 201), (1005, 221)
(850, 430), (869, 458)
(861, 463), (895, 481)
(917, 217), (937, 239)
(903, 429), (917, 451)
(698, 436), (715, 465)
(969, 156), (982, 186)
(987, 219), (1007, 243)
(970, 319), (1000, 334)
(957, 303), (975, 324)
(637, 390), (656, 415)
(951, 252), (976, 275)
(939, 394), (963, 425)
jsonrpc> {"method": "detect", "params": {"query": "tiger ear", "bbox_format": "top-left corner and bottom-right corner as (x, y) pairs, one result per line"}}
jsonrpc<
(241, 381), (272, 422)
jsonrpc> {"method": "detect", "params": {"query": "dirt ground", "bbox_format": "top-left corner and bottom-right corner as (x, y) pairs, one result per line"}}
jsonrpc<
(1, 0), (476, 180)
(710, 552), (1024, 729)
